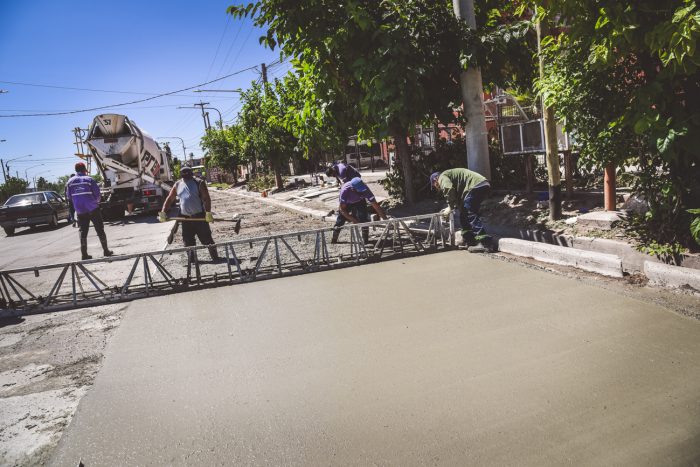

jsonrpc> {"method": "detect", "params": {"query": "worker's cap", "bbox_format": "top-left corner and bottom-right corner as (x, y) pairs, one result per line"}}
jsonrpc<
(350, 177), (369, 192)
(75, 162), (87, 173)
(429, 172), (441, 190)
(180, 165), (193, 174)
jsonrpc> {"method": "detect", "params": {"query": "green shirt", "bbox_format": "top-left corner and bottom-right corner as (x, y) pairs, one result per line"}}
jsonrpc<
(438, 168), (488, 209)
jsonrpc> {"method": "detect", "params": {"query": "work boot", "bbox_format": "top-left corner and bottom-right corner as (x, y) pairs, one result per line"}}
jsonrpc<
(98, 235), (114, 257)
(80, 238), (92, 260)
(468, 237), (492, 254)
(331, 228), (341, 244)
(209, 246), (220, 261)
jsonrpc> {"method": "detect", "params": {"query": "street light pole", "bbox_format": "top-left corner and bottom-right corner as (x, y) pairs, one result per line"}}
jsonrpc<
(156, 137), (187, 161)
(203, 107), (224, 129)
(25, 164), (45, 186)
(4, 154), (32, 183)
(33, 170), (51, 191)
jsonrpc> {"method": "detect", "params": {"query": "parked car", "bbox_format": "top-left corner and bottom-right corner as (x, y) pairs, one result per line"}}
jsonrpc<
(345, 152), (387, 169)
(0, 191), (70, 236)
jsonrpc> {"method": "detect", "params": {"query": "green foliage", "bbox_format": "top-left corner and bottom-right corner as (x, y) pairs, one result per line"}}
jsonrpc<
(0, 177), (29, 204)
(689, 208), (700, 246)
(247, 172), (278, 192)
(229, 0), (536, 202)
(537, 0), (700, 248)
(200, 124), (246, 181)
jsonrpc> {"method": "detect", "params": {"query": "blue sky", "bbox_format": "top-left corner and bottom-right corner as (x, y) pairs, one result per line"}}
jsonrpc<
(0, 0), (288, 182)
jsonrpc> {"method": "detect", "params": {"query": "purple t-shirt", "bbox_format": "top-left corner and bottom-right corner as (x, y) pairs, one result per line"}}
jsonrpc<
(339, 181), (376, 205)
(336, 163), (360, 183)
(65, 174), (101, 214)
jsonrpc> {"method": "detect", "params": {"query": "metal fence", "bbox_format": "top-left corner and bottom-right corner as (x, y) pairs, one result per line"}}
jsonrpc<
(0, 214), (453, 317)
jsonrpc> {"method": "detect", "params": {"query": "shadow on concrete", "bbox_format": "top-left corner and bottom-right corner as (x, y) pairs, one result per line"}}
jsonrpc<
(0, 316), (25, 328)
(5, 220), (72, 238)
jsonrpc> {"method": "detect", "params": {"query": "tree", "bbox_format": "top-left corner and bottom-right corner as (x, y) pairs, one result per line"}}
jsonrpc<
(36, 176), (49, 191)
(200, 124), (246, 184)
(233, 80), (301, 189)
(229, 1), (468, 203)
(230, 0), (533, 203)
(0, 177), (29, 204)
(537, 0), (700, 249)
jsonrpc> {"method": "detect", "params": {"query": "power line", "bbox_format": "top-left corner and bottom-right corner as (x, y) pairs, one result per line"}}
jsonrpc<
(204, 15), (232, 83)
(0, 65), (258, 118)
(0, 80), (240, 99)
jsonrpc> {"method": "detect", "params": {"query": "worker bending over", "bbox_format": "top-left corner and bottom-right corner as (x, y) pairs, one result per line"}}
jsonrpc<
(159, 165), (219, 260)
(326, 161), (360, 186)
(332, 177), (387, 244)
(430, 168), (491, 253)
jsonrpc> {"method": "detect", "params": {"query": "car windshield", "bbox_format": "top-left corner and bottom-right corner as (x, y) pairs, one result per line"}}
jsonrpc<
(4, 193), (45, 206)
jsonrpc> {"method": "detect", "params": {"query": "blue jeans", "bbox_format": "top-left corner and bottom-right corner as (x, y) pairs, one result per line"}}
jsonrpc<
(460, 185), (490, 243)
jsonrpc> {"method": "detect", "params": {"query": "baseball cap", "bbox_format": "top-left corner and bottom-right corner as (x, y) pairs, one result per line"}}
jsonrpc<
(350, 177), (369, 192)
(429, 172), (441, 190)
(75, 162), (87, 173)
(180, 164), (193, 173)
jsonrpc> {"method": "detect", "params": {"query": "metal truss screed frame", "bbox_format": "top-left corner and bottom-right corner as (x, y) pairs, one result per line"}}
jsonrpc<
(0, 214), (454, 317)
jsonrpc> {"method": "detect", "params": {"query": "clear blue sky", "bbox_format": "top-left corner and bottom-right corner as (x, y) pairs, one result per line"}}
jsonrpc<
(0, 0), (288, 182)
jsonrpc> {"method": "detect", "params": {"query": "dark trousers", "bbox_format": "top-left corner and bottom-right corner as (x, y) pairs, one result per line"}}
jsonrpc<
(181, 212), (218, 259)
(68, 202), (75, 223)
(334, 202), (369, 229)
(460, 185), (490, 243)
(77, 208), (106, 241)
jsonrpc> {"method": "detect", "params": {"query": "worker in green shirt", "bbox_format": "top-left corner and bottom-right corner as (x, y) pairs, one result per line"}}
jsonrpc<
(430, 168), (491, 252)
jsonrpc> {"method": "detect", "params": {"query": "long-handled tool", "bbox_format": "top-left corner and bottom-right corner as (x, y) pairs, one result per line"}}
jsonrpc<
(158, 214), (242, 261)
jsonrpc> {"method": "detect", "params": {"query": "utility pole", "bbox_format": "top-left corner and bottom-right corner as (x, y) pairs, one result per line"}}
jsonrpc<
(536, 12), (562, 220)
(261, 62), (268, 84)
(260, 62), (282, 190)
(1, 159), (7, 183)
(453, 0), (491, 180)
(193, 101), (211, 131)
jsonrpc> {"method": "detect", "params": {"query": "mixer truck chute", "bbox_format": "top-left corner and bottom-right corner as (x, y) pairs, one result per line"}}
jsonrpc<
(85, 114), (174, 220)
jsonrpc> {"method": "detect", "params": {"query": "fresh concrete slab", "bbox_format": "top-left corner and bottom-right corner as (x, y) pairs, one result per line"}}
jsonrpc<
(50, 252), (700, 466)
(497, 238), (624, 277)
(645, 261), (700, 292)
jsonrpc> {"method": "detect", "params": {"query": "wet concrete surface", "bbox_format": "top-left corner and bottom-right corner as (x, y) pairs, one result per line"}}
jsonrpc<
(50, 251), (700, 466)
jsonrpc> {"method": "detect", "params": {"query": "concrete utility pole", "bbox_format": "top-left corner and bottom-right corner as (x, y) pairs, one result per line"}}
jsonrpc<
(261, 62), (268, 84)
(193, 102), (211, 131)
(453, 0), (491, 180)
(536, 14), (562, 220)
(0, 159), (7, 182)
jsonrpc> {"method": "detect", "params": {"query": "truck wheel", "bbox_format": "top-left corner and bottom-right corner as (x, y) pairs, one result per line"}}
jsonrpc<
(3, 227), (15, 237)
(102, 205), (125, 221)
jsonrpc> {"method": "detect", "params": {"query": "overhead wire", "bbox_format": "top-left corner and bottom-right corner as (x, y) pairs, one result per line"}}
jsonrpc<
(0, 65), (258, 118)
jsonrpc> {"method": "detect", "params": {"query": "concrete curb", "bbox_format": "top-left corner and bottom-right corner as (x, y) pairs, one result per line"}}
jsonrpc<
(497, 238), (624, 278)
(224, 189), (334, 221)
(485, 222), (700, 273)
(644, 261), (700, 292)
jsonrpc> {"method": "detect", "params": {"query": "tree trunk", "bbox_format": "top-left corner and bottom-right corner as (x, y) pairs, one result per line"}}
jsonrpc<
(453, 0), (491, 180)
(390, 125), (415, 204)
(537, 15), (562, 220)
(274, 162), (284, 190)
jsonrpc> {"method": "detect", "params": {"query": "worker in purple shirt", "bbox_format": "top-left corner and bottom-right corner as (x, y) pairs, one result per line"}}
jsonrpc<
(65, 162), (114, 260)
(326, 161), (360, 185)
(332, 177), (387, 244)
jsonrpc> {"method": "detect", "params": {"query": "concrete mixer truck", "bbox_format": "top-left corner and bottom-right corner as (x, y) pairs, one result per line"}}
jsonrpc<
(84, 114), (174, 220)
